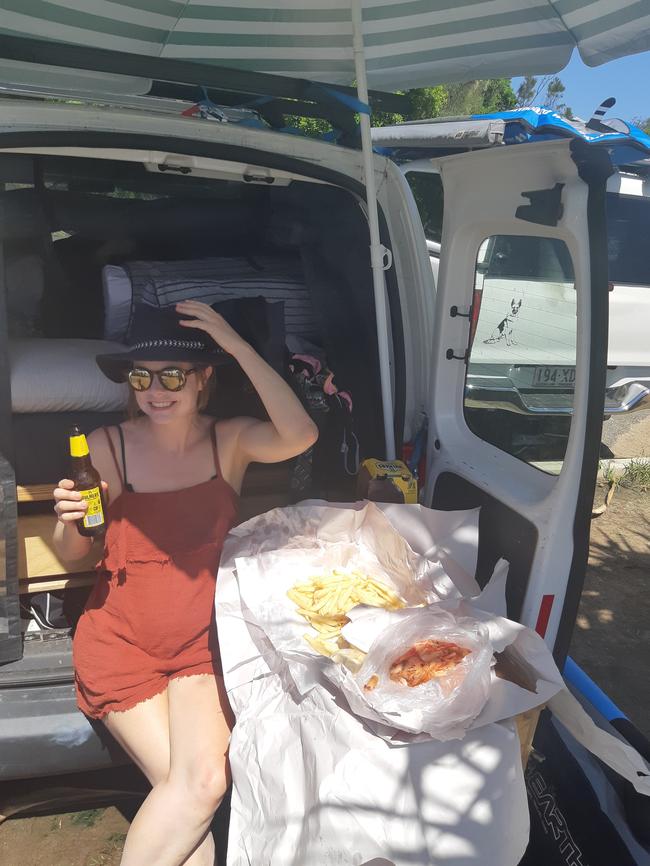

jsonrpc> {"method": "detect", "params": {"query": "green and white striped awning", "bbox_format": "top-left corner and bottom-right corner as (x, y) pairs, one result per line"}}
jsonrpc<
(1, 0), (650, 91)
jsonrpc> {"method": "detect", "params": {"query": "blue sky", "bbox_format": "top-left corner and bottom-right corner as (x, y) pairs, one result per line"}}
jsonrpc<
(512, 50), (650, 124)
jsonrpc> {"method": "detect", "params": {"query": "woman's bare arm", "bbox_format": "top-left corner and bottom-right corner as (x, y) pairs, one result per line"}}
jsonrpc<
(176, 300), (318, 463)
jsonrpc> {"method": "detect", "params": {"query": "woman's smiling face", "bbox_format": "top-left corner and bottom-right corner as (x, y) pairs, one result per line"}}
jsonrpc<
(131, 360), (212, 423)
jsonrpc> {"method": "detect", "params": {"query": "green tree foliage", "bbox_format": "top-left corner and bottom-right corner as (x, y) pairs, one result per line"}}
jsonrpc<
(481, 78), (518, 113)
(516, 74), (571, 117)
(437, 79), (516, 116)
(516, 75), (537, 106)
(405, 84), (448, 120)
(283, 114), (332, 137)
(377, 78), (516, 124)
(545, 76), (567, 111)
(288, 78), (517, 138)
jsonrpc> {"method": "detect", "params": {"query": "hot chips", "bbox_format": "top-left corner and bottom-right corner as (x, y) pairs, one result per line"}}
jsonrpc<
(287, 569), (405, 664)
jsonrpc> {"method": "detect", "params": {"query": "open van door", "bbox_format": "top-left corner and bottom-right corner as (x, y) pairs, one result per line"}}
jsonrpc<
(420, 138), (612, 662)
(0, 293), (20, 663)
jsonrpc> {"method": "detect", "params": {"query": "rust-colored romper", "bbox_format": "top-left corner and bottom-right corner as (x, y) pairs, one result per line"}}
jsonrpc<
(73, 423), (238, 720)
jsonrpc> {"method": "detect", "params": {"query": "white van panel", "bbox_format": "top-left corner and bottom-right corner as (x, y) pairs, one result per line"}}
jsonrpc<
(424, 139), (593, 648)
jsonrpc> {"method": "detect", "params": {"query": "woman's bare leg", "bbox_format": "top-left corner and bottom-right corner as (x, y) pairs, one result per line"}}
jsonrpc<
(114, 674), (233, 866)
(103, 689), (171, 783)
(103, 687), (220, 865)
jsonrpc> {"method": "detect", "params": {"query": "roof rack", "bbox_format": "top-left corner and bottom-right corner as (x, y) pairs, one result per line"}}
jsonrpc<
(0, 35), (409, 138)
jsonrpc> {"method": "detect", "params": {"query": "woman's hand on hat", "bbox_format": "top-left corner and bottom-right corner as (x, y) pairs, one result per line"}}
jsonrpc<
(176, 300), (246, 356)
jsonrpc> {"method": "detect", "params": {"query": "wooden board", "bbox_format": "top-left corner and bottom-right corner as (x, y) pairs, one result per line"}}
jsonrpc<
(16, 484), (55, 503)
(19, 573), (96, 595)
(17, 513), (100, 583)
(515, 705), (543, 768)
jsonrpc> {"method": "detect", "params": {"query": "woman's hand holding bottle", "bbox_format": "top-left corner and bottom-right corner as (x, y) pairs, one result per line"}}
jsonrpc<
(53, 479), (108, 525)
(52, 479), (108, 563)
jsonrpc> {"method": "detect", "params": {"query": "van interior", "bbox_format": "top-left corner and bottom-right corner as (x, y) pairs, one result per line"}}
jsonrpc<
(0, 151), (387, 648)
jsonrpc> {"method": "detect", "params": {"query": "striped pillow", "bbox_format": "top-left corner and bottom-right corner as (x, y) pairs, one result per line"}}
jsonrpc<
(113, 256), (320, 343)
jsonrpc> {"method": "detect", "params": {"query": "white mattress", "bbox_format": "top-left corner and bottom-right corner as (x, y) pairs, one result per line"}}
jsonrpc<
(10, 338), (129, 413)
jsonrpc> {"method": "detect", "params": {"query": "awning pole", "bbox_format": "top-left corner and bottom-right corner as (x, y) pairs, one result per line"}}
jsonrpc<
(351, 0), (396, 460)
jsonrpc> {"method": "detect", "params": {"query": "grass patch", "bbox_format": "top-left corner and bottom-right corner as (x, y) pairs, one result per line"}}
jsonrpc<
(87, 831), (127, 865)
(69, 808), (103, 828)
(599, 460), (619, 485)
(621, 458), (650, 491)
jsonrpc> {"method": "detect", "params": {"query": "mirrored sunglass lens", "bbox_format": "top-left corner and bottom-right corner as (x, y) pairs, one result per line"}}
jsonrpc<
(159, 369), (186, 391)
(128, 369), (151, 391)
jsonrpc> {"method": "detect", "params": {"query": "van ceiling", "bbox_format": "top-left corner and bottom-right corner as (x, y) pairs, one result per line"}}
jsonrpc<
(1, 153), (252, 195)
(0, 149), (325, 189)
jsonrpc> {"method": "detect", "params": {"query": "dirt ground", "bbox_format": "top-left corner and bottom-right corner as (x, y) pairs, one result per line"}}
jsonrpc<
(602, 410), (650, 459)
(1, 481), (648, 865)
(570, 480), (650, 739)
(0, 806), (130, 866)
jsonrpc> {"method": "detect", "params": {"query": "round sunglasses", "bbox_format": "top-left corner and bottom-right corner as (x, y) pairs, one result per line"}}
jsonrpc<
(127, 366), (202, 392)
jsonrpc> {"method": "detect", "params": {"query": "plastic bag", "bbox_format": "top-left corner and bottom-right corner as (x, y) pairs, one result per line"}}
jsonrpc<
(354, 608), (493, 740)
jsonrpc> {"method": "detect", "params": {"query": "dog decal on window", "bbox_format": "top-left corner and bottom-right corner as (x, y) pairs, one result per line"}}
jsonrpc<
(484, 298), (523, 347)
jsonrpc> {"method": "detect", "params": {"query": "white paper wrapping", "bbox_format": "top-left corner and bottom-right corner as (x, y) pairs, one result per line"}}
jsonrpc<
(230, 503), (564, 742)
(216, 502), (557, 865)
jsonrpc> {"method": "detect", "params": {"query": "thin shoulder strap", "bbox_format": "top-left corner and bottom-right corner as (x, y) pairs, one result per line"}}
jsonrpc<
(210, 421), (221, 479)
(103, 426), (124, 490)
(115, 425), (130, 489)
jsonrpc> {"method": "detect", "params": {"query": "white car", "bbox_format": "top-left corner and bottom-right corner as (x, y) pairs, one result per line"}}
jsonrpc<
(374, 117), (650, 459)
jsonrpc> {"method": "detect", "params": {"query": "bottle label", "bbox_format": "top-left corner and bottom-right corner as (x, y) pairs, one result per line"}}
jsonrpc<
(80, 486), (105, 529)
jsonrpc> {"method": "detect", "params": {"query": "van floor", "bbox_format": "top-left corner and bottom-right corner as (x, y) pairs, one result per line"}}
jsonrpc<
(2, 481), (648, 864)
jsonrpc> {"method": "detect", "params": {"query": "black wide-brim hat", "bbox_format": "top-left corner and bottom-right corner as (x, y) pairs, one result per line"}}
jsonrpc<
(96, 297), (286, 383)
(96, 301), (236, 383)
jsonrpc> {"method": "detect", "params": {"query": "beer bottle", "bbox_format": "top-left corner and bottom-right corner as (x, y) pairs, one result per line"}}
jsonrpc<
(69, 426), (106, 538)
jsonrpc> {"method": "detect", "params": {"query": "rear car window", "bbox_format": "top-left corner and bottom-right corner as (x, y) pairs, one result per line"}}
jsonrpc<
(607, 192), (650, 285)
(483, 236), (574, 281)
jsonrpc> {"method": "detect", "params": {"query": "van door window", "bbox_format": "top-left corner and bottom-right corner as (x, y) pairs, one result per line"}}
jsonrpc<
(404, 171), (444, 244)
(464, 235), (577, 472)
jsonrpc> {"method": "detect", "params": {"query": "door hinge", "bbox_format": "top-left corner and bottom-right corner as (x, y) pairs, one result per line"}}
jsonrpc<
(370, 243), (393, 271)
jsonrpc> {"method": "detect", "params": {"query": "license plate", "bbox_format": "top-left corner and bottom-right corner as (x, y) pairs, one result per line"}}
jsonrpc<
(532, 366), (576, 387)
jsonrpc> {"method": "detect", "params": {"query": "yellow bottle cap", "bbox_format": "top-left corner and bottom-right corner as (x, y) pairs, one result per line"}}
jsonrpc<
(70, 433), (89, 458)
